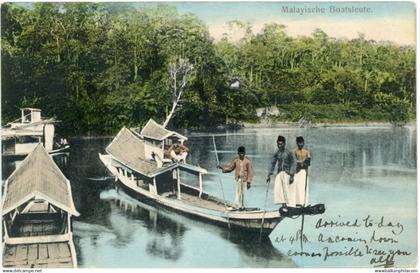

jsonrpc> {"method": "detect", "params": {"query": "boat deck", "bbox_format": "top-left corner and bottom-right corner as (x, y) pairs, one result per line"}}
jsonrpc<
(183, 193), (227, 211)
(3, 242), (74, 268)
(167, 192), (228, 212)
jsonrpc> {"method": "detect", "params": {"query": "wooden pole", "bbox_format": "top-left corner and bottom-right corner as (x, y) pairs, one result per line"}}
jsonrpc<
(300, 169), (309, 251)
(67, 213), (71, 233)
(198, 173), (203, 198)
(212, 135), (231, 230)
(3, 221), (9, 238)
(152, 177), (158, 195)
(177, 168), (181, 200)
(69, 237), (78, 268)
(259, 181), (270, 240)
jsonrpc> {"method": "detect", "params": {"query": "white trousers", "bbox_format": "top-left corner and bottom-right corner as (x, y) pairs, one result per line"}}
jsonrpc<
(294, 169), (309, 206)
(234, 178), (245, 208)
(274, 172), (296, 207)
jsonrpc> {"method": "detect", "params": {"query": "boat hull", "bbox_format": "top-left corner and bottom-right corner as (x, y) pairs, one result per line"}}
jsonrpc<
(2, 144), (70, 158)
(99, 153), (283, 236)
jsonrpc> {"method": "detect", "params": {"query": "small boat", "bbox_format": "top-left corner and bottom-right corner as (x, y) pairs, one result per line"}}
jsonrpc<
(99, 120), (283, 236)
(2, 108), (70, 157)
(2, 144), (79, 268)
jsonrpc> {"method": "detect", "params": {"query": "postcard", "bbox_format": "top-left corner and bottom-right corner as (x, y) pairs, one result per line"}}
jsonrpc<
(1, 1), (417, 270)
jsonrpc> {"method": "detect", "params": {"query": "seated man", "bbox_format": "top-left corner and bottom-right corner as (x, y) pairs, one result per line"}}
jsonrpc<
(168, 143), (190, 163)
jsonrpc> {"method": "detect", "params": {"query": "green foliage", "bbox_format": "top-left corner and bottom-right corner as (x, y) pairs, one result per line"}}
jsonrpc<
(374, 93), (411, 125)
(275, 103), (389, 123)
(1, 3), (416, 135)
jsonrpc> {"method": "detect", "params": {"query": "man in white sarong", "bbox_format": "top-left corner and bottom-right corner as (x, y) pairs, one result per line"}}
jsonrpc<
(266, 135), (297, 207)
(293, 136), (311, 207)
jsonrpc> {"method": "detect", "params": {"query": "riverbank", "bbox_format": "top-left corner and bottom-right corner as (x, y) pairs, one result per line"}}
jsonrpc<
(242, 120), (417, 128)
(68, 120), (416, 139)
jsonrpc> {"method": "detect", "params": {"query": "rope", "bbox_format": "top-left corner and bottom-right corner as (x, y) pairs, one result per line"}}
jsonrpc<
(212, 135), (231, 230)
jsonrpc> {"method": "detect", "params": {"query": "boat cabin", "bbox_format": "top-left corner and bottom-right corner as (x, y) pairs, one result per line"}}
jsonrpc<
(106, 127), (207, 201)
(2, 144), (79, 268)
(140, 119), (188, 161)
(2, 108), (68, 156)
(9, 108), (43, 130)
(22, 108), (41, 124)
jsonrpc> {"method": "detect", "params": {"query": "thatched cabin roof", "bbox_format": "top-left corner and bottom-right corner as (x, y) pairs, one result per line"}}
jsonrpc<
(2, 144), (79, 216)
(106, 127), (159, 176)
(106, 127), (206, 178)
(140, 119), (187, 141)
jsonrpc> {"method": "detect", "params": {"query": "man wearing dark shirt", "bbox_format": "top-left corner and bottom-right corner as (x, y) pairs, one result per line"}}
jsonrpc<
(267, 135), (297, 207)
(218, 146), (253, 210)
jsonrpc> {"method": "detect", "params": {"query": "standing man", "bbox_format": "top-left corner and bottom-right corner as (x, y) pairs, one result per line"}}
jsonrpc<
(294, 136), (311, 207)
(217, 146), (254, 210)
(266, 135), (297, 207)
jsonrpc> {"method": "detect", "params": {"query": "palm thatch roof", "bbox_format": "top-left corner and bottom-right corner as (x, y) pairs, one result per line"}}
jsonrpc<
(140, 119), (187, 141)
(2, 144), (79, 216)
(106, 127), (206, 177)
(106, 127), (160, 176)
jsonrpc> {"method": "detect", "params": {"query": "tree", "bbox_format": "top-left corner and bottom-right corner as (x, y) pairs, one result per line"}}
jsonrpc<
(162, 58), (193, 128)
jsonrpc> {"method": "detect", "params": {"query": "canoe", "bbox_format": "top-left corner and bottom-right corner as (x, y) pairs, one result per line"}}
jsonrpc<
(100, 153), (283, 235)
(2, 144), (79, 268)
(98, 124), (283, 236)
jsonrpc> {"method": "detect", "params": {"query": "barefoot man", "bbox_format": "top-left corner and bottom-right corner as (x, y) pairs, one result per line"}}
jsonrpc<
(266, 135), (297, 207)
(218, 146), (253, 210)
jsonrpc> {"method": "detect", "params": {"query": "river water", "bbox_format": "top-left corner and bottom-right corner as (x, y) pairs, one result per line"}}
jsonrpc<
(2, 126), (417, 268)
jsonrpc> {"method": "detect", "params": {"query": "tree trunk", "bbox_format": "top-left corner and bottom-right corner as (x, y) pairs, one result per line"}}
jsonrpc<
(134, 47), (138, 81)
(163, 101), (178, 128)
(162, 58), (193, 128)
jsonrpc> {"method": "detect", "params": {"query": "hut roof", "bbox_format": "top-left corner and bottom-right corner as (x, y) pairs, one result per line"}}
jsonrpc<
(2, 144), (79, 216)
(106, 127), (159, 176)
(106, 127), (206, 177)
(140, 119), (187, 141)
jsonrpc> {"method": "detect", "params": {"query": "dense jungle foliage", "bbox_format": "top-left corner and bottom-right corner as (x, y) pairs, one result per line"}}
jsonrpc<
(1, 3), (416, 135)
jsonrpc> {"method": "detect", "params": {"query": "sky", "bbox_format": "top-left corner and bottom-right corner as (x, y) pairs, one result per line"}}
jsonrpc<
(14, 1), (416, 45)
(165, 2), (416, 45)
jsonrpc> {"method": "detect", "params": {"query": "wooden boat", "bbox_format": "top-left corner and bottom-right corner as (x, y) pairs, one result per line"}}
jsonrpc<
(2, 144), (79, 268)
(99, 120), (283, 236)
(99, 187), (297, 267)
(2, 108), (70, 157)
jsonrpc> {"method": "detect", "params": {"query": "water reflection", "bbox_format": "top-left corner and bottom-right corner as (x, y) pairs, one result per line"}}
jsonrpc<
(98, 187), (295, 267)
(227, 232), (295, 267)
(2, 126), (416, 267)
(111, 192), (186, 260)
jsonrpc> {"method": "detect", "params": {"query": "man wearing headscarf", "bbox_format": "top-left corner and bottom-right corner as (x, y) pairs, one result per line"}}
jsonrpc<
(266, 135), (297, 207)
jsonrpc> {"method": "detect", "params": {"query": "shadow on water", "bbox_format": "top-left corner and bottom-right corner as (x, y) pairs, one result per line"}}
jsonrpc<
(109, 193), (186, 261)
(98, 186), (295, 268)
